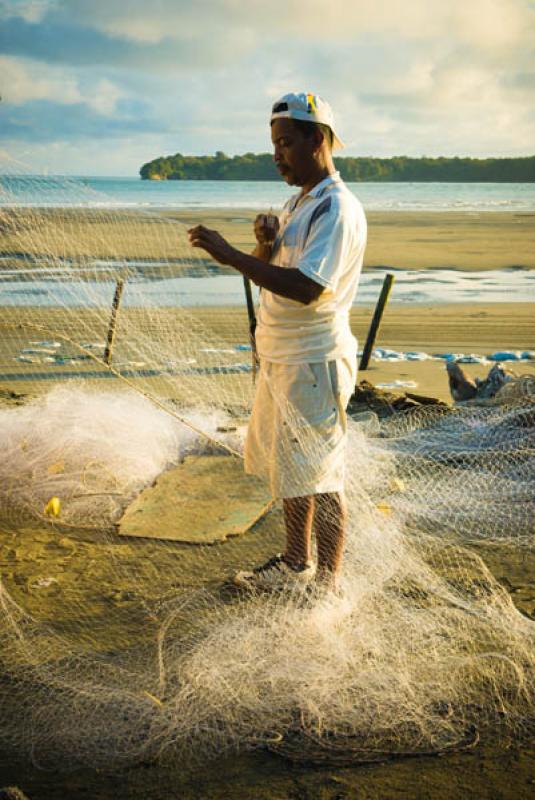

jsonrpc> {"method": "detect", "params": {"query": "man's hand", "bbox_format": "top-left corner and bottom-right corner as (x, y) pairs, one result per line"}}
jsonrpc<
(254, 213), (279, 245)
(188, 225), (235, 265)
(189, 222), (323, 305)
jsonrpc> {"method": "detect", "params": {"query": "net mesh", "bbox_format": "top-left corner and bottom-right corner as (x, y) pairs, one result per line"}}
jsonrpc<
(1, 159), (535, 770)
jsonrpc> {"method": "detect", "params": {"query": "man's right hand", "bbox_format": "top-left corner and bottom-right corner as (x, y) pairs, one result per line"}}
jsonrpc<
(254, 213), (279, 245)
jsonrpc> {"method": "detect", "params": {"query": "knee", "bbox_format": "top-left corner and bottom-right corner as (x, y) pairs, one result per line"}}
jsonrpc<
(316, 491), (345, 517)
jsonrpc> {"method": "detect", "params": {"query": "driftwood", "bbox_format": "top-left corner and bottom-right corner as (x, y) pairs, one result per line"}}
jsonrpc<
(447, 362), (516, 402)
(349, 364), (524, 421)
(348, 380), (448, 420)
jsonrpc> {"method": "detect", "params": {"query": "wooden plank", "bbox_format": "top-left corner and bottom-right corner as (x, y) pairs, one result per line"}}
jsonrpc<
(118, 454), (272, 543)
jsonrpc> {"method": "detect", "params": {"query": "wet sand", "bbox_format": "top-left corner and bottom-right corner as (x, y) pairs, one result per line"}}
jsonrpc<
(1, 207), (535, 270)
(1, 303), (533, 402)
(186, 208), (535, 271)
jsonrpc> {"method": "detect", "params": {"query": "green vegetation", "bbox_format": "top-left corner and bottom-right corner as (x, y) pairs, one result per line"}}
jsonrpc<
(140, 152), (535, 182)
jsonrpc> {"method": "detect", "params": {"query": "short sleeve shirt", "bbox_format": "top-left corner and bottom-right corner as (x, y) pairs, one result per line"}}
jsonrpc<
(255, 172), (367, 364)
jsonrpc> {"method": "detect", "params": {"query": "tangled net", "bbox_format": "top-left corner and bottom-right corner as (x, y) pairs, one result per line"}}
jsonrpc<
(0, 161), (534, 770)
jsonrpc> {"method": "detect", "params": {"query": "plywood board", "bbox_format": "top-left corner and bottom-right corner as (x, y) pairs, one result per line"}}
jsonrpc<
(118, 454), (272, 543)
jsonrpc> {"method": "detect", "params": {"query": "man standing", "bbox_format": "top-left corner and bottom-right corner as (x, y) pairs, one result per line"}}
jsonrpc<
(188, 92), (367, 591)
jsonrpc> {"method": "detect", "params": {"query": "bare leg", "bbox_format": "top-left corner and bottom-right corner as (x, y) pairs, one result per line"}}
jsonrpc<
(314, 492), (346, 585)
(282, 495), (314, 569)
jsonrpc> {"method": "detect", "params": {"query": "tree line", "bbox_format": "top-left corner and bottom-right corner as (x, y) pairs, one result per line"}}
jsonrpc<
(139, 151), (535, 182)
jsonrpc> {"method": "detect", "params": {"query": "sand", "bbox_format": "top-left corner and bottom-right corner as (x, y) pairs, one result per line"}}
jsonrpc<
(183, 208), (535, 271)
(1, 505), (535, 798)
(1, 207), (535, 797)
(1, 207), (535, 270)
(351, 302), (535, 400)
(2, 206), (533, 404)
(2, 302), (532, 402)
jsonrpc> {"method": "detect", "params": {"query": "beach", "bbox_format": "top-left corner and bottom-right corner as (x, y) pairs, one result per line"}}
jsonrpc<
(176, 208), (535, 271)
(2, 207), (535, 270)
(1, 203), (535, 799)
(3, 0), (535, 794)
(1, 303), (534, 403)
(1, 206), (534, 401)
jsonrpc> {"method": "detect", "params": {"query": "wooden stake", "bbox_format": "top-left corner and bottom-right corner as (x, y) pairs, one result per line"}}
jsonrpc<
(103, 278), (125, 365)
(359, 273), (395, 371)
(242, 276), (259, 382)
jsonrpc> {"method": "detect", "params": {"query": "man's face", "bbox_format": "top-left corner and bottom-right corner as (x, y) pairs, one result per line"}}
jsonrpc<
(271, 118), (317, 187)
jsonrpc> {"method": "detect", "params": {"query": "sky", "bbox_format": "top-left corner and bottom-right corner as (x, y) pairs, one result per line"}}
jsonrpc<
(1, 0), (534, 175)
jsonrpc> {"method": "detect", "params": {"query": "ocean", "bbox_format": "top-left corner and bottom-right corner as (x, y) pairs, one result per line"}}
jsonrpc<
(1, 175), (535, 212)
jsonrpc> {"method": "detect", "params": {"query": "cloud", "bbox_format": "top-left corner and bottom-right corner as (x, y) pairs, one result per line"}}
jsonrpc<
(0, 6), (258, 71)
(0, 55), (82, 105)
(0, 97), (163, 143)
(0, 0), (57, 23)
(37, 0), (535, 52)
(0, 0), (534, 173)
(5, 0), (530, 74)
(0, 56), (128, 118)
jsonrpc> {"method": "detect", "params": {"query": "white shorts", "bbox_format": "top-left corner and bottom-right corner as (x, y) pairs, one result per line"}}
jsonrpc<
(244, 356), (356, 499)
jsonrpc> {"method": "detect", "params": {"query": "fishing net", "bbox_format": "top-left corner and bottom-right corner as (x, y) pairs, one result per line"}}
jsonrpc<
(1, 160), (535, 770)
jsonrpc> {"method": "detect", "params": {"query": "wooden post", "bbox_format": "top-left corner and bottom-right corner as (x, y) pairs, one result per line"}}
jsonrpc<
(242, 276), (259, 382)
(103, 278), (125, 365)
(359, 273), (395, 371)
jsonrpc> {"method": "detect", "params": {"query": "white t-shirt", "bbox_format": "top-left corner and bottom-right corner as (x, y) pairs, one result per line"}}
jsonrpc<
(255, 171), (367, 364)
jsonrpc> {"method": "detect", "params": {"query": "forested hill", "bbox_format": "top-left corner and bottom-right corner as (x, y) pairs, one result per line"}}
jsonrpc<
(139, 152), (535, 182)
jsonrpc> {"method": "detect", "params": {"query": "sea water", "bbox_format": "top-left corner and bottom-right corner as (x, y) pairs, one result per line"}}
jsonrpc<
(2, 175), (535, 212)
(1, 268), (534, 308)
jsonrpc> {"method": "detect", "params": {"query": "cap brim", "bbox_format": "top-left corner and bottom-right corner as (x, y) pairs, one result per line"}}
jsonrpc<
(332, 132), (344, 150)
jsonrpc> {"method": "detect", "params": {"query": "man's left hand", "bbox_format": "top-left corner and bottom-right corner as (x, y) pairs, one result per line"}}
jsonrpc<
(188, 225), (235, 266)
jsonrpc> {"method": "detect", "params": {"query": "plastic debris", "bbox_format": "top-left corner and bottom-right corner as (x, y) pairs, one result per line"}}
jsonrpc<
(163, 358), (197, 366)
(48, 356), (73, 365)
(47, 462), (65, 476)
(456, 354), (489, 364)
(44, 496), (61, 517)
(373, 348), (404, 361)
(30, 577), (58, 589)
(200, 348), (235, 354)
(376, 380), (418, 389)
(376, 502), (392, 516)
(22, 348), (58, 355)
(432, 353), (464, 362)
(488, 351), (522, 362)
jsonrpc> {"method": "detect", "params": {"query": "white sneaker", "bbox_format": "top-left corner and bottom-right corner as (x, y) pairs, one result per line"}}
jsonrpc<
(233, 554), (316, 593)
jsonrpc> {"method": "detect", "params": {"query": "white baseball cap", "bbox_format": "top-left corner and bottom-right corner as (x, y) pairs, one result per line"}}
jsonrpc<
(270, 92), (345, 150)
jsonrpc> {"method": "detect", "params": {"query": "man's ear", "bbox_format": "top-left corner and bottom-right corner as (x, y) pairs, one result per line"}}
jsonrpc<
(313, 128), (326, 153)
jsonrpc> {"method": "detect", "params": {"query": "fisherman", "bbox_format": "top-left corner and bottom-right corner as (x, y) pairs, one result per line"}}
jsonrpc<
(188, 92), (367, 591)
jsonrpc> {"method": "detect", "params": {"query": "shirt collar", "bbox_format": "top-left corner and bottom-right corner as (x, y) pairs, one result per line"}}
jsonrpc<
(288, 171), (341, 214)
(306, 170), (341, 198)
